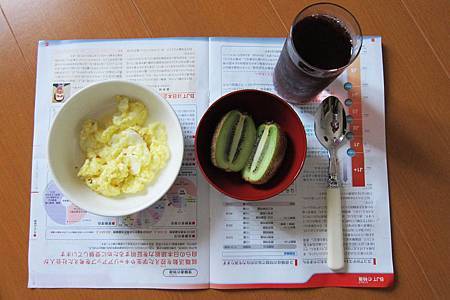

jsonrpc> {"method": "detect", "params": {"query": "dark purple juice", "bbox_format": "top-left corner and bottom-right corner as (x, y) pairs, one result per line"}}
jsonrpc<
(274, 15), (353, 103)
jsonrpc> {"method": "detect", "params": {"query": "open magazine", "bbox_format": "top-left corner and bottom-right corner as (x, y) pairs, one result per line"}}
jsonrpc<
(29, 37), (393, 289)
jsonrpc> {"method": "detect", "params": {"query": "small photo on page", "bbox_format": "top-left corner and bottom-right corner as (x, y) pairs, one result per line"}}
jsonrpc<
(52, 83), (71, 103)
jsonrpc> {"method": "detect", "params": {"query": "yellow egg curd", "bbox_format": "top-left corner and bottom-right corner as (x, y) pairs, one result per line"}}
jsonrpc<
(77, 95), (170, 197)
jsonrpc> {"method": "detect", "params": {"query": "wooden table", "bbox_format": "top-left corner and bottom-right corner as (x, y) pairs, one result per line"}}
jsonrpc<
(1, 0), (449, 299)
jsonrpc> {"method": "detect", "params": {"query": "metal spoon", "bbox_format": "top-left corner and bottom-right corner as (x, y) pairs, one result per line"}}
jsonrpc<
(314, 96), (347, 271)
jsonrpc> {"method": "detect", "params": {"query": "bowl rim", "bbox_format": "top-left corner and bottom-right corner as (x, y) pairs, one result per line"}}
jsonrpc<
(195, 89), (307, 201)
(47, 79), (184, 216)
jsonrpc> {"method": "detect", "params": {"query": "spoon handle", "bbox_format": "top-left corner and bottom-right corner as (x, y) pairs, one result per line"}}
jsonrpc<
(327, 187), (344, 271)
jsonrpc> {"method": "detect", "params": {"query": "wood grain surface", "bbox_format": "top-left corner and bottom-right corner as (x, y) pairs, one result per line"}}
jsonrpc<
(0, 0), (449, 299)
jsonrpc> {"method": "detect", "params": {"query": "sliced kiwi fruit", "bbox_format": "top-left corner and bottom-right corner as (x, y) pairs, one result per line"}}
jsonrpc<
(211, 110), (257, 172)
(242, 122), (287, 184)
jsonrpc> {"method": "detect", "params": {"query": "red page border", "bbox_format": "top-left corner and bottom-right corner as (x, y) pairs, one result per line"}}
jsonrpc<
(210, 273), (394, 289)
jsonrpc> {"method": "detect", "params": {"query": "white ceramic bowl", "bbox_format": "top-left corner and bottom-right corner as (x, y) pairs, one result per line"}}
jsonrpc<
(48, 80), (184, 216)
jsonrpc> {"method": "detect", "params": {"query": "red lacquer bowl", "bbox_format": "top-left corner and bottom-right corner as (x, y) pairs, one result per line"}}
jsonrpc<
(195, 89), (307, 201)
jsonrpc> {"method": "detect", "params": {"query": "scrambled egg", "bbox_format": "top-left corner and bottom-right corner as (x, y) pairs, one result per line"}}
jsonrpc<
(77, 95), (170, 197)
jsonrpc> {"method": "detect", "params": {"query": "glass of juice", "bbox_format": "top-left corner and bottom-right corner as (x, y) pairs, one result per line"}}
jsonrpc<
(273, 3), (363, 104)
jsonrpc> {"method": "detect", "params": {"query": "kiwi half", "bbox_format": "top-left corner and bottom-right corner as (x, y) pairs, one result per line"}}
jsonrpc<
(242, 122), (286, 184)
(211, 110), (256, 172)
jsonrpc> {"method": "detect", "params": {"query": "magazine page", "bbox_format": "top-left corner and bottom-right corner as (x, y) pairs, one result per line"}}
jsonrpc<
(29, 38), (210, 288)
(208, 37), (394, 288)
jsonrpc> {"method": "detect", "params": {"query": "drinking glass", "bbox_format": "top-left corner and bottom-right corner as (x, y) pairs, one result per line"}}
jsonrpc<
(273, 3), (363, 104)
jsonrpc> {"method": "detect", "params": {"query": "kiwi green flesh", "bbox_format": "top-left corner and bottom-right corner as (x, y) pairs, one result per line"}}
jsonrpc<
(228, 114), (245, 164)
(211, 110), (241, 170)
(250, 124), (271, 172)
(242, 123), (285, 184)
(211, 110), (256, 172)
(228, 116), (256, 172)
